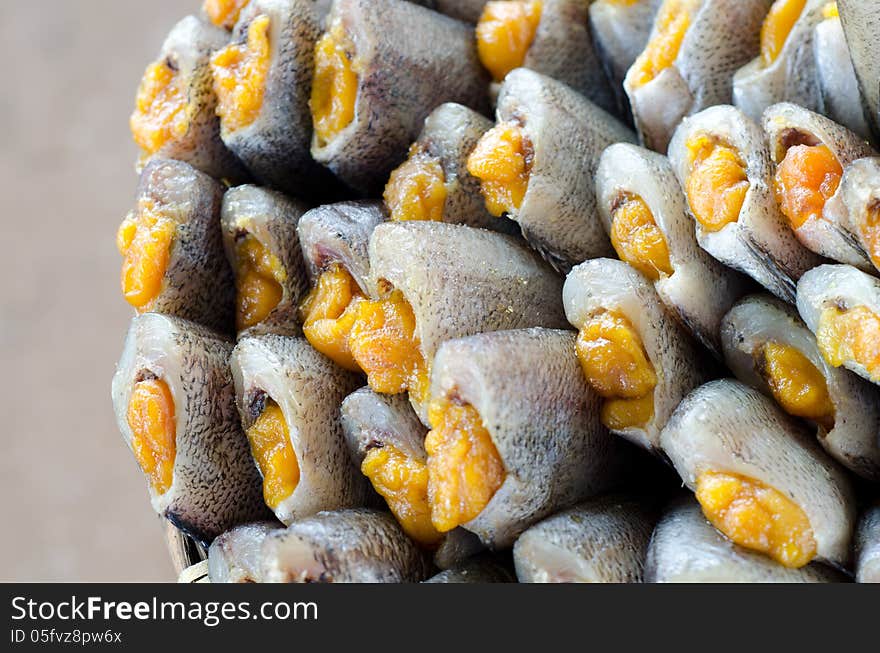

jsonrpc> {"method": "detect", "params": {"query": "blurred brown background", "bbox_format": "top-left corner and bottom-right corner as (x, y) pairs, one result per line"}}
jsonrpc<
(0, 1), (200, 581)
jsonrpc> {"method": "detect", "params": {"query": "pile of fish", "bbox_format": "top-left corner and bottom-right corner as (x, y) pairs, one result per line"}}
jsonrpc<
(112, 0), (880, 583)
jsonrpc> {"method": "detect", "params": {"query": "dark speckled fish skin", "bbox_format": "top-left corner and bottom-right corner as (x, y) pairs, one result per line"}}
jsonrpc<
(140, 16), (248, 182)
(721, 294), (880, 480)
(855, 505), (880, 583)
(420, 0), (487, 23)
(220, 1), (345, 200)
(423, 554), (515, 583)
(260, 509), (433, 582)
(231, 335), (371, 525)
(625, 0), (772, 152)
(668, 105), (824, 303)
(111, 314), (269, 545)
(220, 185), (310, 339)
(297, 201), (385, 293)
(831, 158), (880, 273)
(564, 259), (711, 452)
(838, 1), (880, 140)
(496, 69), (636, 273)
(430, 328), (628, 549)
(521, 0), (617, 117)
(340, 387), (485, 569)
(126, 159), (235, 334)
(208, 521), (282, 583)
(763, 102), (876, 270)
(513, 496), (657, 583)
(368, 222), (568, 422)
(646, 497), (848, 583)
(311, 0), (490, 195)
(402, 103), (518, 233)
(660, 380), (857, 568)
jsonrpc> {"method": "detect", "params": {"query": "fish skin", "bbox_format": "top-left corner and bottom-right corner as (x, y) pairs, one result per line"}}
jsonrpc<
(830, 157), (880, 274)
(589, 0), (661, 119)
(563, 258), (711, 452)
(519, 0), (617, 117)
(424, 554), (515, 583)
(124, 158), (235, 334)
(733, 0), (827, 124)
(646, 496), (848, 583)
(398, 103), (518, 233)
(763, 102), (877, 270)
(422, 0), (488, 23)
(231, 335), (371, 525)
(855, 505), (880, 583)
(838, 0), (880, 141)
(668, 104), (824, 303)
(495, 68), (637, 273)
(218, 0), (346, 200)
(111, 313), (269, 545)
(721, 293), (880, 480)
(137, 16), (248, 182)
(297, 201), (385, 294)
(260, 508), (433, 582)
(625, 0), (773, 152)
(208, 521), (282, 583)
(311, 0), (490, 195)
(812, 14), (874, 143)
(430, 328), (626, 549)
(659, 379), (857, 568)
(367, 221), (568, 422)
(340, 387), (485, 569)
(513, 495), (657, 583)
(220, 184), (310, 339)
(796, 264), (880, 385)
(596, 143), (749, 356)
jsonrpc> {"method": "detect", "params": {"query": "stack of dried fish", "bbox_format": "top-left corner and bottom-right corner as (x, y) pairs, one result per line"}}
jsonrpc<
(112, 0), (880, 583)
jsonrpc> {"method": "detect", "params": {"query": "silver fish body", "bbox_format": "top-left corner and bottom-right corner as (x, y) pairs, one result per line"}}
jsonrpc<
(494, 68), (636, 272)
(596, 143), (748, 355)
(721, 293), (880, 480)
(796, 263), (880, 384)
(513, 496), (656, 583)
(425, 1), (488, 23)
(624, 0), (773, 152)
(660, 379), (857, 567)
(829, 157), (880, 273)
(838, 0), (880, 139)
(231, 335), (370, 524)
(297, 200), (385, 293)
(855, 506), (880, 583)
(733, 0), (827, 123)
(208, 521), (282, 583)
(589, 0), (661, 113)
(646, 497), (847, 583)
(111, 313), (268, 544)
(423, 555), (515, 583)
(220, 185), (310, 338)
(260, 509), (433, 582)
(311, 0), (490, 195)
(218, 0), (343, 199)
(563, 258), (710, 452)
(367, 221), (567, 421)
(813, 11), (874, 142)
(135, 16), (247, 181)
(430, 328), (626, 549)
(121, 158), (234, 333)
(668, 104), (823, 302)
(763, 102), (876, 270)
